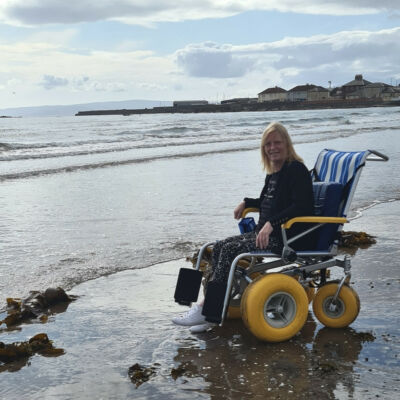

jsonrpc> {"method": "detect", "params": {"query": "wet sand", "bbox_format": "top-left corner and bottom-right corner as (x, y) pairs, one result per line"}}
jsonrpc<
(1, 201), (400, 399)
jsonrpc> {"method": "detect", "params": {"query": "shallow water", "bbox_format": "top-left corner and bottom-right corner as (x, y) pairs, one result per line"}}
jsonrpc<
(1, 107), (399, 301)
(0, 202), (399, 399)
(1, 105), (400, 397)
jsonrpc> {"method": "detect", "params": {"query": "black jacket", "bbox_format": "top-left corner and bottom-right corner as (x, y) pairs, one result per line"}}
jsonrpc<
(244, 160), (316, 250)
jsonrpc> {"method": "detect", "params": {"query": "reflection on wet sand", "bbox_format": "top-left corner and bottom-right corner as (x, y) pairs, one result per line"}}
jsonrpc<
(173, 315), (375, 399)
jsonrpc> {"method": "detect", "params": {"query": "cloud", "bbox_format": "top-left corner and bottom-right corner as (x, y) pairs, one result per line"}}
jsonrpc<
(2, 24), (399, 108)
(38, 74), (127, 92)
(176, 42), (254, 78)
(39, 74), (69, 89)
(138, 82), (168, 91)
(174, 28), (400, 85)
(88, 81), (127, 92)
(0, 1), (399, 26)
(26, 28), (78, 45)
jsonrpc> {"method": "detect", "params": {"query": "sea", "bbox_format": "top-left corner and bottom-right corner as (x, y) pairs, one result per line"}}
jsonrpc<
(1, 107), (399, 302)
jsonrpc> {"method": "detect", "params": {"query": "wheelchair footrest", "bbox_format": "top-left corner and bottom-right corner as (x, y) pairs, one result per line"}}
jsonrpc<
(174, 268), (203, 306)
(202, 281), (227, 324)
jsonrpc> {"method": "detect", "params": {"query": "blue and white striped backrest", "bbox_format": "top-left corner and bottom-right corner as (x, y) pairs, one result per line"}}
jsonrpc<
(313, 149), (368, 185)
(312, 149), (369, 217)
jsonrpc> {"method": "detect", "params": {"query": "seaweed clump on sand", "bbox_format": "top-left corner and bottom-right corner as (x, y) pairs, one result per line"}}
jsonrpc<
(0, 333), (64, 371)
(128, 363), (159, 387)
(0, 287), (77, 329)
(339, 231), (376, 249)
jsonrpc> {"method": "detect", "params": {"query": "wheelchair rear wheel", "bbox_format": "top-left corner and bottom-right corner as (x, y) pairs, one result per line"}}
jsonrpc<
(227, 300), (242, 319)
(240, 274), (309, 342)
(313, 283), (360, 328)
(227, 270), (262, 319)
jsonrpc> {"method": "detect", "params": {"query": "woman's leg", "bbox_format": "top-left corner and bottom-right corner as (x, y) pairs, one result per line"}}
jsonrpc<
(202, 233), (281, 324)
(212, 233), (281, 283)
(211, 232), (253, 270)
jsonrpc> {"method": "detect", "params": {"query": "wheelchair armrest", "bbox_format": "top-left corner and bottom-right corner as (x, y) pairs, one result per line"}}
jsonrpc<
(241, 207), (260, 218)
(282, 216), (348, 230)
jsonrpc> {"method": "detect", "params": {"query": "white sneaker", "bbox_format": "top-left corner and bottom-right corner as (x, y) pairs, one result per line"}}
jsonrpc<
(172, 304), (206, 326)
(190, 323), (215, 333)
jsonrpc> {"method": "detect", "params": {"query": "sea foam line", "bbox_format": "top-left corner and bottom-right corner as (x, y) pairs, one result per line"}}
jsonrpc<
(0, 145), (260, 181)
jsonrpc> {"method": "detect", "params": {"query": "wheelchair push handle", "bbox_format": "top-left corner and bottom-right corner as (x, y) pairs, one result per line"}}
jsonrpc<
(367, 149), (389, 161)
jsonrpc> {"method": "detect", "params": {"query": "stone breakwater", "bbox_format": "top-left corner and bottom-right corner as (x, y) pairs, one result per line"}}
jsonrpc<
(75, 98), (400, 116)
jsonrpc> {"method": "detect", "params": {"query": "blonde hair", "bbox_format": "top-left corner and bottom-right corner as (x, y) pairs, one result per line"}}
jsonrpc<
(260, 121), (303, 173)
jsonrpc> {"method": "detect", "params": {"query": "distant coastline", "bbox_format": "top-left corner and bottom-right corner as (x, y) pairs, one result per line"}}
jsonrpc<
(75, 98), (400, 116)
(75, 73), (400, 117)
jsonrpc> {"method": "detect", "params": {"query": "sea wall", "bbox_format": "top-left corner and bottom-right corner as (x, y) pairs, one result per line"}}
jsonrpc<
(75, 98), (400, 116)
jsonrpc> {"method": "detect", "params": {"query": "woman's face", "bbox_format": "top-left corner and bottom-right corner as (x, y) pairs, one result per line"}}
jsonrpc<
(264, 130), (288, 166)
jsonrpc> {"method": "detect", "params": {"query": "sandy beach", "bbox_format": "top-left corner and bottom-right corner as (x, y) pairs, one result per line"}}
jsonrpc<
(1, 200), (399, 399)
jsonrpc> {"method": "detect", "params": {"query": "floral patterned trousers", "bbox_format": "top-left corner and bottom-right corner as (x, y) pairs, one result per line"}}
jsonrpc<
(211, 231), (281, 283)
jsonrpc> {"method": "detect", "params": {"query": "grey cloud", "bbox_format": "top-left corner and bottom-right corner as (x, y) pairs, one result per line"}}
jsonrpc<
(2, 1), (400, 26)
(39, 74), (69, 90)
(73, 76), (90, 87)
(3, 0), (186, 25)
(176, 43), (254, 78)
(270, 29), (400, 72)
(175, 27), (400, 85)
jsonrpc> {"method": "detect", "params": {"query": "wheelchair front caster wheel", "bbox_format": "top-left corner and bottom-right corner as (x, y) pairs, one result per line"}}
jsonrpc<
(313, 283), (360, 328)
(241, 274), (309, 342)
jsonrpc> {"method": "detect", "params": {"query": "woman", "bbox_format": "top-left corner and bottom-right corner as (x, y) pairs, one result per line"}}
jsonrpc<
(172, 122), (315, 332)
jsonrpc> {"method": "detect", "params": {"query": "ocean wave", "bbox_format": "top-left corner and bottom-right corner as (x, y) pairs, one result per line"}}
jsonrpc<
(349, 198), (400, 221)
(0, 145), (260, 181)
(1, 121), (390, 163)
(146, 126), (202, 135)
(282, 115), (345, 124)
(225, 120), (267, 127)
(0, 142), (12, 151)
(0, 136), (261, 162)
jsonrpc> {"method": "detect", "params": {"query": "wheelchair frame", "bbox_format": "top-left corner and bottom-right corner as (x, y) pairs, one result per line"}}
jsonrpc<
(176, 149), (388, 342)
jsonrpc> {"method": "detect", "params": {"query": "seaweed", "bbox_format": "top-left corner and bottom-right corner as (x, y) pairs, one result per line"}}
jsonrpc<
(0, 333), (64, 372)
(128, 363), (159, 387)
(339, 231), (376, 249)
(0, 287), (77, 330)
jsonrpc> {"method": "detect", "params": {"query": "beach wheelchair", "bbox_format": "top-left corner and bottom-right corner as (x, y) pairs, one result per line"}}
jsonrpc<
(174, 149), (388, 342)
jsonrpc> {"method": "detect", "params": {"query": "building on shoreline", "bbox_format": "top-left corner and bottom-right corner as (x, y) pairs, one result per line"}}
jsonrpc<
(286, 84), (330, 102)
(258, 74), (400, 104)
(76, 74), (400, 116)
(258, 87), (287, 102)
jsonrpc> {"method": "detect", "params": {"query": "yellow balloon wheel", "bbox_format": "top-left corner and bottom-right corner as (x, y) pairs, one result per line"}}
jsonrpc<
(227, 271), (263, 319)
(240, 274), (309, 342)
(313, 283), (360, 328)
(227, 303), (242, 319)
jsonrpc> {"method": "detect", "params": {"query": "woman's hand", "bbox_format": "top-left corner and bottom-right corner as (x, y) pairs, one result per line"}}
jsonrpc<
(256, 221), (273, 249)
(234, 201), (246, 220)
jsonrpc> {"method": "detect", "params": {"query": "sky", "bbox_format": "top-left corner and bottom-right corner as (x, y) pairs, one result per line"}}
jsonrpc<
(0, 0), (399, 109)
